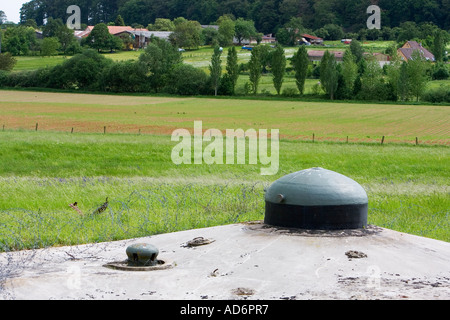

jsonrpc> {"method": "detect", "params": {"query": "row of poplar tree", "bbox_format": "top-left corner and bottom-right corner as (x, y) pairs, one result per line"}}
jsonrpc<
(217, 40), (432, 102)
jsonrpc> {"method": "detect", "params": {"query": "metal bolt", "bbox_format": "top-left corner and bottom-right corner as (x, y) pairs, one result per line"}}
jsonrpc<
(276, 194), (285, 203)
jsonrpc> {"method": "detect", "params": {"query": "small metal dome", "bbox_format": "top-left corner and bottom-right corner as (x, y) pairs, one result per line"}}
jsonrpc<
(264, 167), (368, 230)
(126, 243), (159, 266)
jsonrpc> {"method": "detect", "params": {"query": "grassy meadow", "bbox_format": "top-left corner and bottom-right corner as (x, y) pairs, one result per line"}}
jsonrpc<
(0, 90), (448, 250)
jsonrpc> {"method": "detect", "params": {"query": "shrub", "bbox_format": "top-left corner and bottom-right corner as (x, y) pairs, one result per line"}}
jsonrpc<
(41, 37), (60, 56)
(422, 85), (450, 103)
(3, 71), (27, 87)
(358, 79), (397, 101)
(0, 53), (17, 71)
(47, 49), (112, 90)
(165, 64), (208, 95)
(311, 64), (321, 79)
(217, 73), (234, 96)
(9, 67), (53, 88)
(281, 87), (298, 97)
(0, 70), (9, 86)
(311, 81), (323, 95)
(99, 61), (149, 93)
(431, 63), (449, 80)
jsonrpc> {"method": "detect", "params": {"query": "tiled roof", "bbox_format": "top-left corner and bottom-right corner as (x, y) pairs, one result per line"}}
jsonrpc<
(302, 34), (323, 40)
(308, 50), (344, 58)
(78, 26), (150, 38)
(398, 41), (435, 61)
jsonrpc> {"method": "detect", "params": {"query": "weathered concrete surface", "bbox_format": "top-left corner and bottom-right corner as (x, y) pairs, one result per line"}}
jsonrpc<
(1, 222), (449, 300)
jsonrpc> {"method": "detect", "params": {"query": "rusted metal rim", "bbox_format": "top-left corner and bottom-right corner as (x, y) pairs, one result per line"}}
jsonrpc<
(103, 259), (175, 271)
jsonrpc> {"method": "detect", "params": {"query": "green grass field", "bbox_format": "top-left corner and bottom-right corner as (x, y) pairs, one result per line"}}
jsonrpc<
(0, 91), (448, 251)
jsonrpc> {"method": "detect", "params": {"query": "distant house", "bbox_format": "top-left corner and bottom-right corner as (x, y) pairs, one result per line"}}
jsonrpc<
(363, 52), (391, 67)
(75, 26), (148, 38)
(261, 34), (276, 44)
(233, 34), (277, 45)
(307, 50), (344, 63)
(73, 26), (171, 49)
(74, 29), (91, 39)
(35, 30), (43, 39)
(309, 50), (391, 67)
(125, 30), (173, 49)
(201, 25), (219, 30)
(301, 34), (323, 45)
(397, 41), (435, 62)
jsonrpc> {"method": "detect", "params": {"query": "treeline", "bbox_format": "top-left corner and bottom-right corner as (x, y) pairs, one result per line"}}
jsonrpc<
(0, 18), (83, 57)
(1, 38), (449, 103)
(0, 16), (259, 56)
(18, 0), (450, 35)
(0, 39), (216, 95)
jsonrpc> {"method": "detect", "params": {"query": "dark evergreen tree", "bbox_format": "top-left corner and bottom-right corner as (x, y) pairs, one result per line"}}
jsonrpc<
(292, 45), (309, 95)
(271, 44), (286, 95)
(226, 46), (239, 95)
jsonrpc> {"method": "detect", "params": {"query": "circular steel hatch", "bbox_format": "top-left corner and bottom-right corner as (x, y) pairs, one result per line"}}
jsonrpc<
(264, 167), (368, 230)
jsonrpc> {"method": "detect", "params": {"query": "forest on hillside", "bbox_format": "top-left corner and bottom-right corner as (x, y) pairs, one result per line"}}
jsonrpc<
(18, 0), (450, 34)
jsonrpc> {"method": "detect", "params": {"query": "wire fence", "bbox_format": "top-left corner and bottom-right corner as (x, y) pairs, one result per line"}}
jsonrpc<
(2, 124), (449, 146)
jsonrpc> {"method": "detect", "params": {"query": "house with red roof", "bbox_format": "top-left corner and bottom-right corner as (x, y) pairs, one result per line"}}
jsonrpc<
(74, 26), (170, 49)
(301, 34), (323, 45)
(75, 26), (149, 38)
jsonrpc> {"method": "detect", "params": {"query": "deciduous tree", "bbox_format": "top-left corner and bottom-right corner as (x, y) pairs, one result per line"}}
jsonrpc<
(234, 18), (257, 46)
(86, 23), (113, 52)
(217, 15), (235, 47)
(407, 50), (430, 101)
(0, 53), (17, 71)
(139, 36), (182, 92)
(41, 37), (60, 56)
(169, 19), (202, 49)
